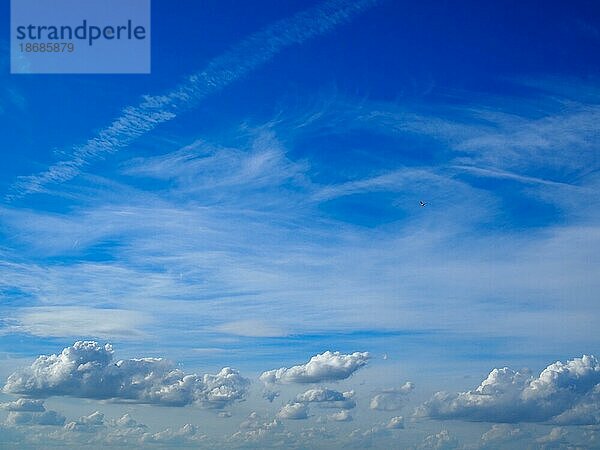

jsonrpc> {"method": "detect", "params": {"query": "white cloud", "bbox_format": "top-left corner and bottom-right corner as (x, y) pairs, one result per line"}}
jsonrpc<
(140, 424), (207, 445)
(232, 411), (288, 444)
(231, 415), (284, 443)
(114, 414), (147, 431)
(347, 424), (391, 447)
(1, 398), (65, 427)
(3, 341), (249, 408)
(296, 388), (356, 409)
(239, 411), (262, 429)
(12, 0), (380, 198)
(59, 411), (207, 446)
(6, 410), (66, 427)
(5, 306), (151, 340)
(418, 429), (459, 450)
(536, 427), (568, 445)
(124, 134), (308, 194)
(479, 424), (523, 446)
(103, 415), (149, 445)
(385, 416), (404, 429)
(260, 351), (370, 384)
(2, 92), (599, 355)
(277, 402), (309, 420)
(55, 411), (150, 445)
(1, 398), (45, 412)
(417, 355), (600, 424)
(370, 381), (414, 411)
(64, 411), (105, 433)
(329, 410), (353, 422)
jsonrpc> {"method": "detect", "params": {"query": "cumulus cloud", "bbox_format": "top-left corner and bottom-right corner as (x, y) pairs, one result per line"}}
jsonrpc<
(6, 410), (66, 426)
(64, 411), (105, 433)
(418, 429), (459, 450)
(329, 410), (353, 422)
(296, 388), (356, 409)
(140, 424), (207, 445)
(417, 355), (600, 424)
(67, 412), (178, 445)
(232, 412), (284, 443)
(102, 415), (149, 445)
(260, 351), (370, 384)
(239, 411), (262, 430)
(2, 398), (65, 426)
(277, 402), (309, 420)
(370, 382), (414, 411)
(3, 341), (249, 408)
(385, 416), (404, 429)
(114, 414), (147, 431)
(347, 424), (394, 448)
(479, 424), (523, 447)
(536, 427), (568, 445)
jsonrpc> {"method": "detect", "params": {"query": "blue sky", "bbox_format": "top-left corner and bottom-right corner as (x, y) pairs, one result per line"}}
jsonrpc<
(1, 0), (600, 448)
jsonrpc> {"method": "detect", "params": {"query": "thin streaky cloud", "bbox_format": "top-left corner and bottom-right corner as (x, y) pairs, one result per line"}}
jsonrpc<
(10, 0), (381, 199)
(449, 165), (581, 188)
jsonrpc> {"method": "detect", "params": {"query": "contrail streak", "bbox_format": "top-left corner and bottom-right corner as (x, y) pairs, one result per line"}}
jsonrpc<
(12, 0), (380, 198)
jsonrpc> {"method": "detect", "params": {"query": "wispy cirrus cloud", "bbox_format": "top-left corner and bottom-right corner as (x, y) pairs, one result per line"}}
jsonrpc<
(2, 306), (152, 340)
(0, 87), (598, 372)
(10, 0), (381, 198)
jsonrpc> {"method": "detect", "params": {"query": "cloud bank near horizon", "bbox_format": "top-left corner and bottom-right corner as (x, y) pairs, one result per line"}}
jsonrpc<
(417, 354), (600, 425)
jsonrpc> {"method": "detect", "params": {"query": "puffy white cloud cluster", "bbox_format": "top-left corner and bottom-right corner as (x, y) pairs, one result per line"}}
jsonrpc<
(1, 398), (65, 426)
(296, 388), (356, 409)
(0, 403), (217, 447)
(370, 381), (414, 411)
(64, 411), (105, 433)
(60, 411), (207, 446)
(277, 402), (309, 420)
(417, 355), (600, 424)
(260, 351), (370, 384)
(3, 341), (249, 408)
